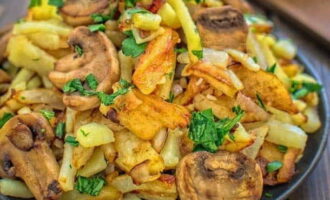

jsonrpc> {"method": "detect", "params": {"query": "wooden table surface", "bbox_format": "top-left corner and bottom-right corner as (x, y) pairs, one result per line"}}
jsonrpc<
(0, 1), (329, 200)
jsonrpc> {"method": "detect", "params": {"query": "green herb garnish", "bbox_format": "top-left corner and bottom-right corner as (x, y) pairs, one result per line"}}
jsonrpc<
(256, 93), (266, 110)
(40, 110), (55, 120)
(192, 50), (203, 59)
(266, 161), (283, 173)
(88, 24), (106, 32)
(167, 92), (175, 103)
(65, 136), (79, 147)
(81, 129), (89, 137)
(265, 192), (273, 198)
(98, 79), (133, 106)
(125, 0), (138, 8)
(277, 145), (288, 153)
(55, 122), (65, 139)
(91, 13), (112, 23)
(75, 176), (105, 196)
(48, 0), (64, 7)
(175, 47), (188, 54)
(0, 113), (14, 128)
(85, 74), (99, 90)
(189, 106), (244, 153)
(74, 45), (83, 57)
(266, 63), (277, 73)
(291, 82), (322, 99)
(29, 0), (41, 8)
(122, 33), (148, 58)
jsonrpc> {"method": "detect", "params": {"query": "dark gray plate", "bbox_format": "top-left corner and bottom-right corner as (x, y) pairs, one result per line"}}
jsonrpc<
(0, 2), (329, 200)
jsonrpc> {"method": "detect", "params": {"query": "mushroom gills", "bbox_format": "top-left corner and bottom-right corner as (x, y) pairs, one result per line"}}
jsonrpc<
(196, 6), (248, 51)
(0, 113), (62, 200)
(176, 151), (263, 200)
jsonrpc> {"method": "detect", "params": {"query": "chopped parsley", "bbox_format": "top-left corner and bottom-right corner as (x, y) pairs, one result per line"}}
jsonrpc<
(265, 192), (273, 198)
(48, 0), (64, 7)
(63, 78), (97, 96)
(266, 63), (277, 73)
(40, 110), (55, 120)
(266, 161), (283, 173)
(75, 176), (105, 196)
(0, 113), (14, 128)
(122, 32), (148, 58)
(55, 122), (65, 139)
(175, 47), (188, 54)
(85, 74), (99, 90)
(98, 80), (133, 106)
(29, 0), (41, 8)
(88, 24), (106, 32)
(252, 56), (258, 63)
(256, 93), (266, 110)
(91, 13), (112, 23)
(74, 45), (83, 57)
(189, 106), (244, 153)
(81, 129), (89, 137)
(291, 81), (322, 99)
(126, 8), (149, 15)
(192, 50), (203, 60)
(166, 92), (175, 103)
(277, 145), (288, 153)
(125, 0), (138, 8)
(65, 136), (79, 147)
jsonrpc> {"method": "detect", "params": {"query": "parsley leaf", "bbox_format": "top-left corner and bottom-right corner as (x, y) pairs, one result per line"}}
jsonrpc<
(277, 145), (288, 153)
(81, 129), (89, 137)
(189, 107), (245, 153)
(126, 8), (149, 15)
(88, 24), (106, 32)
(40, 110), (55, 120)
(122, 35), (148, 58)
(192, 50), (203, 59)
(266, 63), (277, 73)
(0, 113), (14, 128)
(291, 81), (322, 99)
(265, 192), (273, 198)
(91, 13), (112, 23)
(48, 0), (64, 7)
(63, 78), (97, 96)
(167, 92), (175, 103)
(125, 0), (138, 8)
(98, 79), (133, 105)
(252, 56), (258, 63)
(266, 161), (283, 172)
(74, 45), (83, 57)
(85, 74), (99, 90)
(29, 0), (41, 8)
(256, 93), (266, 110)
(175, 47), (188, 53)
(75, 176), (105, 196)
(65, 136), (79, 147)
(55, 122), (66, 139)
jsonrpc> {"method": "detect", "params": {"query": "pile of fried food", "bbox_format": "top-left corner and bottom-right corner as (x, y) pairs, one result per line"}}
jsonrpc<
(0, 0), (323, 199)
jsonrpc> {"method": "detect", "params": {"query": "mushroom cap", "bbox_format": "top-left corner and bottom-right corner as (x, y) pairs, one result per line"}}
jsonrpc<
(49, 26), (120, 111)
(176, 151), (263, 200)
(196, 6), (248, 51)
(61, 0), (110, 26)
(0, 113), (61, 200)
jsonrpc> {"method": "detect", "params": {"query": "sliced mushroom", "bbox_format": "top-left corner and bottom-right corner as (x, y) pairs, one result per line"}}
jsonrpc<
(61, 0), (110, 26)
(0, 113), (61, 200)
(176, 151), (263, 200)
(223, 0), (253, 13)
(49, 26), (120, 111)
(195, 6), (248, 51)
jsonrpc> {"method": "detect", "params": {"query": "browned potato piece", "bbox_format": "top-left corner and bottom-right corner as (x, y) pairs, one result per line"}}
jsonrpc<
(230, 65), (298, 114)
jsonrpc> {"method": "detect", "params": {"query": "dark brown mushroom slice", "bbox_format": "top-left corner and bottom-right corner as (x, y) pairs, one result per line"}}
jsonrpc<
(222, 0), (253, 13)
(0, 113), (62, 200)
(196, 6), (248, 51)
(49, 26), (119, 111)
(61, 0), (110, 26)
(176, 151), (263, 200)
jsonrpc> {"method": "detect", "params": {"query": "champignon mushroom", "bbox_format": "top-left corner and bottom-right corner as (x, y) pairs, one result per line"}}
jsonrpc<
(195, 6), (248, 51)
(49, 26), (120, 111)
(0, 113), (62, 200)
(176, 151), (263, 200)
(60, 0), (110, 26)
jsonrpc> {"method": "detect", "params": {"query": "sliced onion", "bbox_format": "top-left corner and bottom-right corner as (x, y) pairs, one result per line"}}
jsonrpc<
(202, 48), (230, 69)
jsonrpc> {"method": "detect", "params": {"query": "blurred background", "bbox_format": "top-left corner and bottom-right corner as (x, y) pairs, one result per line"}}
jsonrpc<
(0, 0), (329, 199)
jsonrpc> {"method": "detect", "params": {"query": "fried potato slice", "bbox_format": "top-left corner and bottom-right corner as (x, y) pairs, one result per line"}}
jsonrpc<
(133, 29), (179, 95)
(115, 130), (165, 183)
(112, 90), (190, 140)
(230, 65), (298, 113)
(183, 62), (239, 97)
